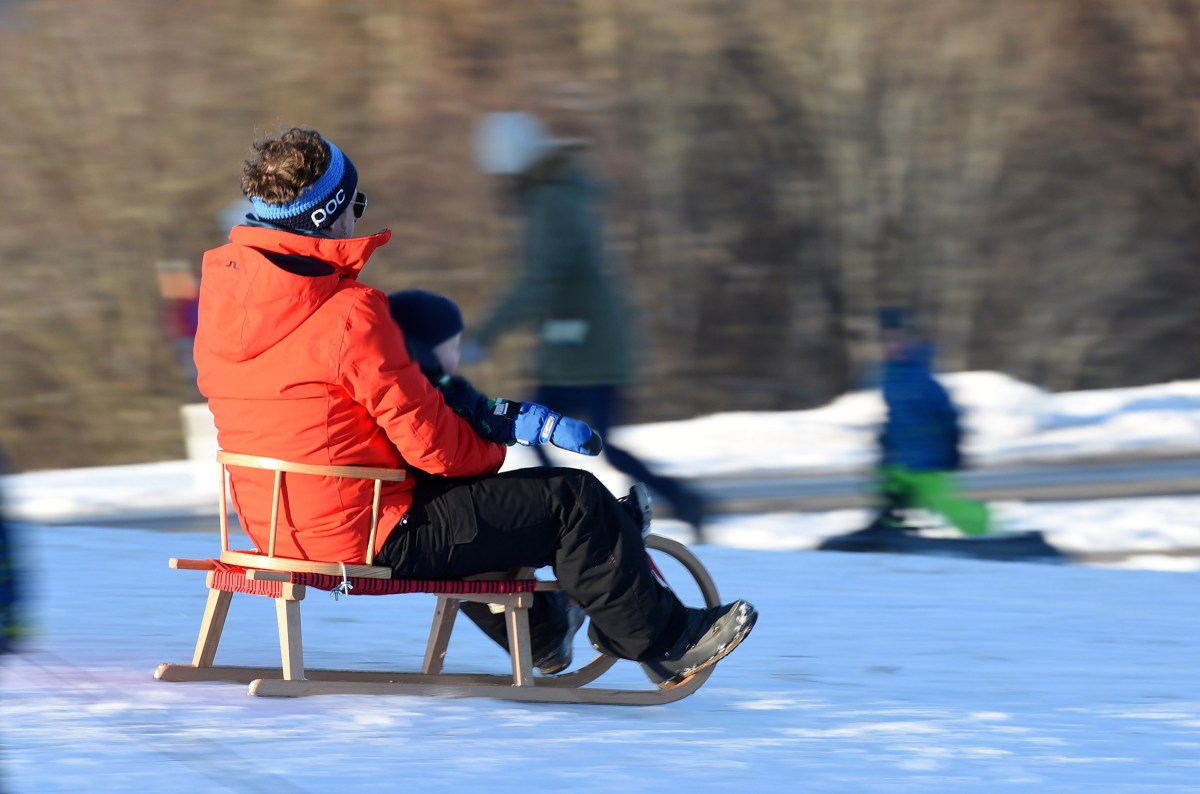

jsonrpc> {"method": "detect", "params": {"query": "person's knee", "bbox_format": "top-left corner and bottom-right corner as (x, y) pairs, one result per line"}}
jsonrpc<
(544, 468), (623, 542)
(541, 465), (604, 496)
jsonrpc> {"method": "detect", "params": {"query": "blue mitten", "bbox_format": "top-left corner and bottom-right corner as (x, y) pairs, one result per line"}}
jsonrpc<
(511, 401), (560, 446)
(507, 400), (604, 456)
(550, 415), (605, 456)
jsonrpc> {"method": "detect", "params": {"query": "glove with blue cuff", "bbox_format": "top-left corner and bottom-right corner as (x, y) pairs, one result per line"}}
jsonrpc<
(497, 399), (605, 456)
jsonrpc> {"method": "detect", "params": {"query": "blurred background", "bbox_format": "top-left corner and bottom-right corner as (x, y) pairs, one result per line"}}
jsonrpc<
(1, 0), (1199, 473)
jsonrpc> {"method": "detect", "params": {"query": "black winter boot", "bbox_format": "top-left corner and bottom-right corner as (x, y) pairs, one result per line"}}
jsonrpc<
(535, 600), (586, 675)
(641, 600), (757, 689)
(617, 483), (653, 539)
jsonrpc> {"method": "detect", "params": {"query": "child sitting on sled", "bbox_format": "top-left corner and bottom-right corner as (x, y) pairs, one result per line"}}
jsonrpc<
(387, 288), (653, 673)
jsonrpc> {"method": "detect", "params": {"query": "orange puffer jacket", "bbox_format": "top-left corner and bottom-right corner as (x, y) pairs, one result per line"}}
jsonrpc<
(194, 225), (506, 563)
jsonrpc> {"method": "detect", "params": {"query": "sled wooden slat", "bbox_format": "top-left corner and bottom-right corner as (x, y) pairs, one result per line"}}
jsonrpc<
(157, 450), (722, 705)
(169, 558), (216, 571)
(218, 549), (392, 579)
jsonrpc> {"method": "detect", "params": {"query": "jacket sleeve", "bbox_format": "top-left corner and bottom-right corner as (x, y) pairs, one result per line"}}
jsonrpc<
(337, 289), (506, 477)
(437, 375), (517, 445)
(927, 378), (964, 469)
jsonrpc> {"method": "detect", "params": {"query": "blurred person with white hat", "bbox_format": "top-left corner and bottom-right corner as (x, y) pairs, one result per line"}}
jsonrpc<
(466, 112), (710, 541)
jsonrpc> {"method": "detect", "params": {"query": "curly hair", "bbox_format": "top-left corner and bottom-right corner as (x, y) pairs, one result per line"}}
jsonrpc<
(241, 127), (331, 204)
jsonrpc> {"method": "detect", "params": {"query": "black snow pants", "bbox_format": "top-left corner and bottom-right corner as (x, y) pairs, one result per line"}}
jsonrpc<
(376, 467), (688, 661)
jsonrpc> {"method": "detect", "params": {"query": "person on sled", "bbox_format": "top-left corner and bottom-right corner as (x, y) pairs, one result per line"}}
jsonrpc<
(193, 126), (756, 687)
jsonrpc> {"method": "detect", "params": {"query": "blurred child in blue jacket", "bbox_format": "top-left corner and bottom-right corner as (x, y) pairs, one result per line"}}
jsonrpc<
(872, 308), (991, 536)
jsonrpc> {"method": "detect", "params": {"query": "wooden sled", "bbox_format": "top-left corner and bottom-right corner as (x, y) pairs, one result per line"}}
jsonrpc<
(155, 451), (721, 704)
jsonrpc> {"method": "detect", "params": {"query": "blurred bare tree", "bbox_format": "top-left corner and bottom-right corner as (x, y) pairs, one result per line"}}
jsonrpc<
(0, 0), (1198, 471)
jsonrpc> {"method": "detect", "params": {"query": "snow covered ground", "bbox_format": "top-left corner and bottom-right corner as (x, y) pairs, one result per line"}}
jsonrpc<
(2, 372), (1198, 792)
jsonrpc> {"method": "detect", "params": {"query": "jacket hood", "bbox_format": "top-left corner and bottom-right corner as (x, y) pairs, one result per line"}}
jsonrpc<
(227, 224), (392, 273)
(198, 225), (392, 362)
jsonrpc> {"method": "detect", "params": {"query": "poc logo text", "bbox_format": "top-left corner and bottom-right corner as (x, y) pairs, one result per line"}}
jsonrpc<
(311, 188), (348, 227)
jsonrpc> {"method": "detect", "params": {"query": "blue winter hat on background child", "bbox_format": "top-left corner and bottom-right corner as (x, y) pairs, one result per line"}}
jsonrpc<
(247, 139), (359, 234)
(388, 289), (464, 374)
(878, 306), (911, 331)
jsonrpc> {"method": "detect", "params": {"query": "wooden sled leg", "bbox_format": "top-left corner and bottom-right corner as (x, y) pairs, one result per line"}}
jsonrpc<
(505, 594), (535, 687)
(275, 584), (305, 680)
(423, 596), (459, 675)
(156, 576), (235, 681)
(422, 592), (536, 685)
(193, 579), (233, 667)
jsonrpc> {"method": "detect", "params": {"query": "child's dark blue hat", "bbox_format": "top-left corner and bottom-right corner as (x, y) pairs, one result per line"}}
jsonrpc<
(878, 306), (910, 330)
(387, 289), (464, 373)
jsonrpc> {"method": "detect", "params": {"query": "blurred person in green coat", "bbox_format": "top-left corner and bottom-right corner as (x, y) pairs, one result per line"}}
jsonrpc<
(466, 112), (709, 540)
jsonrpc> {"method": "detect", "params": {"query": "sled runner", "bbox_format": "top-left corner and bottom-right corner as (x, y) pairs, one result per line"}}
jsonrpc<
(155, 451), (722, 704)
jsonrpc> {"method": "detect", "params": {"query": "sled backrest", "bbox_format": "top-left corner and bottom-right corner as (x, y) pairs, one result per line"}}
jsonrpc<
(215, 451), (406, 578)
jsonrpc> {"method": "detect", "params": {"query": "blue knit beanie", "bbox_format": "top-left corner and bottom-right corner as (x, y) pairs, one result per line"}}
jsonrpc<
(248, 139), (359, 233)
(387, 290), (465, 373)
(878, 306), (910, 330)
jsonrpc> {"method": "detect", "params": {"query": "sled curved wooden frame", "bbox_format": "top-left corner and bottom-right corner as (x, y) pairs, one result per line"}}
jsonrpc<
(155, 451), (722, 704)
